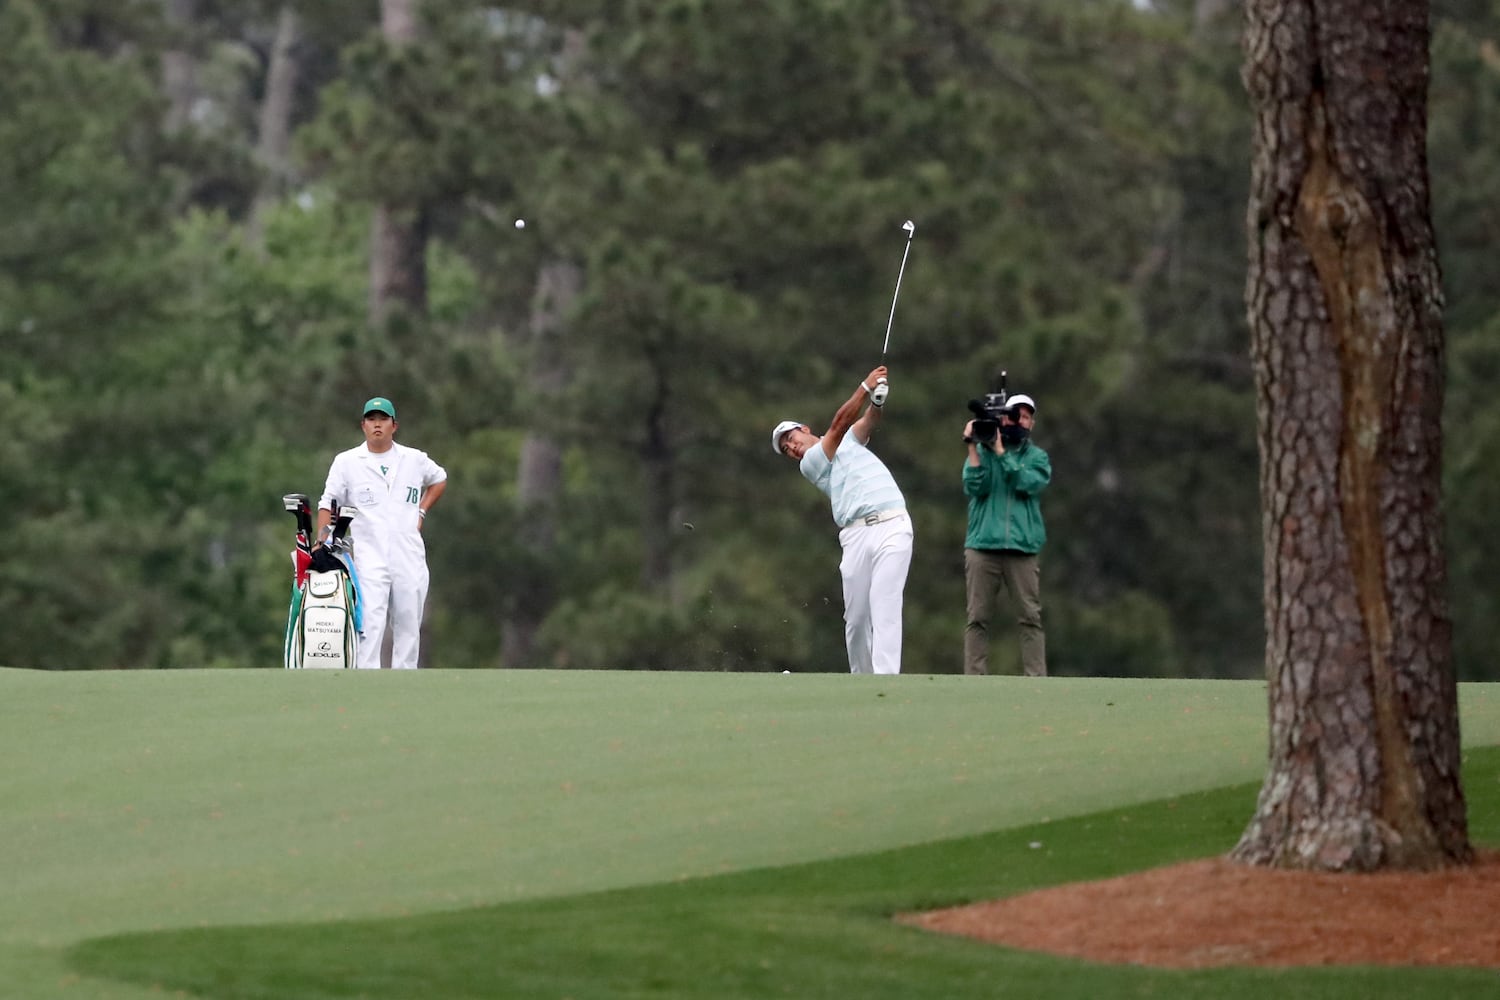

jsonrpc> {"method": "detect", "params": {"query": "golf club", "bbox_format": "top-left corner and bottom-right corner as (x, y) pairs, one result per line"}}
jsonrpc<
(873, 219), (916, 406)
(283, 493), (313, 553)
(332, 505), (358, 549)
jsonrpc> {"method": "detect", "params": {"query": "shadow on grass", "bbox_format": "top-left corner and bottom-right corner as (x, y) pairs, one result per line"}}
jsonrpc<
(69, 747), (1500, 1000)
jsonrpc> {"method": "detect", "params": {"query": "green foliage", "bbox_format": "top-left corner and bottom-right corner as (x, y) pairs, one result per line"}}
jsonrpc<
(0, 1), (173, 368)
(536, 546), (823, 671)
(3, 0), (1497, 677)
(1049, 589), (1182, 678)
(1431, 7), (1500, 679)
(0, 1), (183, 669)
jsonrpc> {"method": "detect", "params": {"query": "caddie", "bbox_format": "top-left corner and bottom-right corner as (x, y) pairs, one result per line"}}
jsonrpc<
(316, 396), (447, 670)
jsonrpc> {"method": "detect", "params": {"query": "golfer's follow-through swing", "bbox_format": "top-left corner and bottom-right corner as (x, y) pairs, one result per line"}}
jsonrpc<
(872, 219), (915, 401)
(771, 221), (917, 674)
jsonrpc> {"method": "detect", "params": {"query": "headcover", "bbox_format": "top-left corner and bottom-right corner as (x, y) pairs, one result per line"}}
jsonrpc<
(309, 546), (350, 574)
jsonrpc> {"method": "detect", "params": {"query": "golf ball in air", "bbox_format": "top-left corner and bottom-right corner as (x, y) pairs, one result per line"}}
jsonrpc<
(514, 218), (526, 229)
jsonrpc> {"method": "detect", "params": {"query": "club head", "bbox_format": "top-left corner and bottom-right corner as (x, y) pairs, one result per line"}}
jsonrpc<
(902, 220), (916, 238)
(332, 506), (359, 541)
(282, 493), (310, 514)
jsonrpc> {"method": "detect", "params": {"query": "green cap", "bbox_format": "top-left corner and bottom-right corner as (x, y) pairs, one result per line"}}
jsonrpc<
(362, 396), (396, 419)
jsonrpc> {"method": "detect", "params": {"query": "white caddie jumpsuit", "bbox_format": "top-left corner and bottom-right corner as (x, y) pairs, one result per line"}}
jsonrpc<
(320, 441), (447, 670)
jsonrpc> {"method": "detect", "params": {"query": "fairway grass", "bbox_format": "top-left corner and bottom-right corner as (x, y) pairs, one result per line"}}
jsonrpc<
(3, 669), (1498, 999)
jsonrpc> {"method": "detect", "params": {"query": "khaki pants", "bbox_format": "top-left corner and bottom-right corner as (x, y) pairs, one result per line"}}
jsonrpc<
(964, 548), (1046, 677)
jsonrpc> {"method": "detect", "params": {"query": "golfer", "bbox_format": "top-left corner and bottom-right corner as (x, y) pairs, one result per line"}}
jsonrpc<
(317, 396), (447, 670)
(772, 365), (913, 674)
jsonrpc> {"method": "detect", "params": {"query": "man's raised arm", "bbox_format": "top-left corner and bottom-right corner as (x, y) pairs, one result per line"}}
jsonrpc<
(821, 366), (887, 459)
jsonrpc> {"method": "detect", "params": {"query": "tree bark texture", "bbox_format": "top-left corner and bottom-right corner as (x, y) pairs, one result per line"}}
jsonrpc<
(500, 260), (581, 668)
(500, 26), (590, 666)
(1234, 0), (1469, 871)
(369, 205), (430, 321)
(368, 0), (428, 324)
(248, 5), (301, 245)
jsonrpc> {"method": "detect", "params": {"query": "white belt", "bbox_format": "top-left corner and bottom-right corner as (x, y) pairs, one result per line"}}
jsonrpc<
(846, 508), (907, 528)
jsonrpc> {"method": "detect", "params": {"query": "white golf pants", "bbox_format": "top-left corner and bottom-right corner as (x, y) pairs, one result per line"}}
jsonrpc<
(837, 514), (914, 675)
(355, 564), (429, 670)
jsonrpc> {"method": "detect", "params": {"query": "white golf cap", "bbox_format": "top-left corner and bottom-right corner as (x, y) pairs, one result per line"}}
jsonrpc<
(771, 419), (804, 455)
(1007, 394), (1037, 414)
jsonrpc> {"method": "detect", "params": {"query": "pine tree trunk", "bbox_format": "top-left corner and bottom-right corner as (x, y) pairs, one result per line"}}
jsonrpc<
(369, 205), (430, 321)
(368, 0), (427, 324)
(247, 4), (301, 245)
(1233, 0), (1469, 871)
(500, 260), (580, 668)
(499, 27), (589, 667)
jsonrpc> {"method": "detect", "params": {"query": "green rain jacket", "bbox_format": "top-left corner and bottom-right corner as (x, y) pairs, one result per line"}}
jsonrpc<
(962, 439), (1050, 553)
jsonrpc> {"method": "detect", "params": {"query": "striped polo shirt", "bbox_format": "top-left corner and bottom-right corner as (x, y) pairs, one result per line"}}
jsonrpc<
(799, 433), (906, 528)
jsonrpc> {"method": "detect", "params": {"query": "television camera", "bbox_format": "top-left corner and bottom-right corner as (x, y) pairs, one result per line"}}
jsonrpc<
(966, 371), (1030, 447)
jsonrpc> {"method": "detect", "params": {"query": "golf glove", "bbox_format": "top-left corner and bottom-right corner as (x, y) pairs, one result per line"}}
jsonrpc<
(870, 377), (889, 407)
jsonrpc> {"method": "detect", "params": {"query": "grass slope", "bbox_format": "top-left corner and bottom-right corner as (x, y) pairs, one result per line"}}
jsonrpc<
(2, 669), (1497, 999)
(71, 752), (1500, 999)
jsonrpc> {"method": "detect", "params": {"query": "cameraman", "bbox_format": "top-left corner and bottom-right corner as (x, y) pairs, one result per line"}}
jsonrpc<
(961, 394), (1050, 676)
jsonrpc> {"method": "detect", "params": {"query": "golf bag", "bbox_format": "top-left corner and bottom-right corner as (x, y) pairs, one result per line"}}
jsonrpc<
(282, 493), (363, 670)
